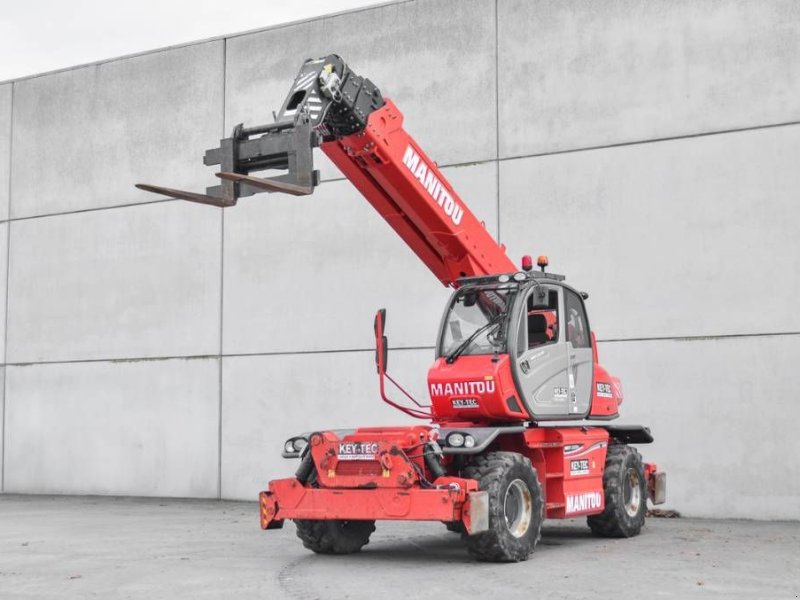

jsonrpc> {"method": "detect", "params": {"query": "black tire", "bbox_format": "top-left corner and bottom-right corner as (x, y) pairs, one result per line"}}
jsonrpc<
(294, 519), (376, 554)
(460, 451), (544, 562)
(587, 443), (647, 538)
(443, 521), (465, 534)
(293, 466), (375, 554)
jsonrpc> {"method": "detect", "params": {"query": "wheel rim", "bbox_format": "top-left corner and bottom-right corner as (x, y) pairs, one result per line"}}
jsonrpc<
(623, 467), (642, 518)
(503, 479), (533, 538)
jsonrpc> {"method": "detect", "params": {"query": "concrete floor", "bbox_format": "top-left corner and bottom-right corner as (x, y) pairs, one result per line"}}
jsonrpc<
(0, 495), (797, 599)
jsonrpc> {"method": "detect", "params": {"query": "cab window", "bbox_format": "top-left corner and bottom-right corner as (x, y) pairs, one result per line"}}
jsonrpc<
(517, 287), (559, 353)
(564, 289), (590, 348)
(439, 284), (519, 358)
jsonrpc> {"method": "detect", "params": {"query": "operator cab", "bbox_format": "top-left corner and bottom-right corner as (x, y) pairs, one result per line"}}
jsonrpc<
(510, 277), (594, 418)
(431, 269), (594, 422)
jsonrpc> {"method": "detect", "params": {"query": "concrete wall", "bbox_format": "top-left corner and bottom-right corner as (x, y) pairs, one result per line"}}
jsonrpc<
(1, 0), (798, 520)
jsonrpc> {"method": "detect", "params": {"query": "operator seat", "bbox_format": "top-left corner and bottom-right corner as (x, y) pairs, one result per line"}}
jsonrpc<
(528, 313), (550, 348)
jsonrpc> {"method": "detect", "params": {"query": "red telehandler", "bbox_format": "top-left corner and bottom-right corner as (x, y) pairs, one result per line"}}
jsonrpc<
(138, 54), (666, 562)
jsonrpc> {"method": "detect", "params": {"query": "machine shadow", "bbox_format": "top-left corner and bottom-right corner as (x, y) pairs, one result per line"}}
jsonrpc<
(352, 524), (597, 564)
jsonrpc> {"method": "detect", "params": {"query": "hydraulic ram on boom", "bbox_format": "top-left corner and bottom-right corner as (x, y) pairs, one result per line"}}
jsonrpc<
(138, 54), (665, 563)
(137, 54), (515, 286)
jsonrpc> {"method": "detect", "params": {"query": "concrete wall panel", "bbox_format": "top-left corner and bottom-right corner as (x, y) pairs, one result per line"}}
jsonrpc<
(0, 83), (10, 219)
(498, 0), (800, 157)
(221, 349), (429, 500)
(598, 334), (800, 520)
(4, 358), (219, 497)
(223, 162), (497, 355)
(6, 202), (221, 363)
(10, 42), (224, 219)
(0, 367), (5, 492)
(0, 223), (8, 361)
(225, 0), (497, 181)
(499, 125), (800, 340)
(0, 0), (797, 520)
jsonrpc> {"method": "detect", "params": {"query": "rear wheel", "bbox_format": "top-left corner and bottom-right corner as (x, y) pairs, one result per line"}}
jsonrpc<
(294, 519), (376, 554)
(461, 451), (544, 562)
(587, 443), (646, 537)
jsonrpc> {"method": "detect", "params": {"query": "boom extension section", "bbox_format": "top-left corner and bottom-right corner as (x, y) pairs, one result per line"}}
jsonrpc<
(138, 54), (515, 286)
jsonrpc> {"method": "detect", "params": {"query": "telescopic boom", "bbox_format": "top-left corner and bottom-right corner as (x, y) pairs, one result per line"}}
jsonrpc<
(137, 54), (516, 287)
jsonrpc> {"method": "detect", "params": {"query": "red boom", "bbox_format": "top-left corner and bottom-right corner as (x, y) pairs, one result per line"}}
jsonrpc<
(323, 100), (516, 288)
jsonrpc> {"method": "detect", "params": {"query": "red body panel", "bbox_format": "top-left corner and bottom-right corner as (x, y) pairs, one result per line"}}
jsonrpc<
(309, 427), (432, 489)
(512, 428), (609, 519)
(589, 364), (622, 418)
(588, 332), (623, 418)
(427, 354), (526, 422)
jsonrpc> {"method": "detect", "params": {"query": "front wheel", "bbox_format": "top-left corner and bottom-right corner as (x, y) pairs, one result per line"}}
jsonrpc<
(461, 452), (544, 562)
(587, 443), (646, 537)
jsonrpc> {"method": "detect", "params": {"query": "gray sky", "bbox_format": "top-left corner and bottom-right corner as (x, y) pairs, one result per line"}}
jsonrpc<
(0, 0), (388, 81)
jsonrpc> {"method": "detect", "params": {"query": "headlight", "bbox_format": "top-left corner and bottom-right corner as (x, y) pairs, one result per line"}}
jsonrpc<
(447, 432), (465, 447)
(283, 437), (308, 455)
(463, 434), (476, 449)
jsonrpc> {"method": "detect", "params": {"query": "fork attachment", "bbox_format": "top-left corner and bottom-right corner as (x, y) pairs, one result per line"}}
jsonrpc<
(136, 54), (383, 207)
(136, 117), (320, 207)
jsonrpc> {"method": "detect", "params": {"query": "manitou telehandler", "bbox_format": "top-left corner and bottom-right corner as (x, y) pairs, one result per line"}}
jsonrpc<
(139, 54), (666, 562)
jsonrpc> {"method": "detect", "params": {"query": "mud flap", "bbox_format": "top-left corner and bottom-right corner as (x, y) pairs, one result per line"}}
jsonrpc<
(649, 471), (667, 505)
(462, 491), (489, 535)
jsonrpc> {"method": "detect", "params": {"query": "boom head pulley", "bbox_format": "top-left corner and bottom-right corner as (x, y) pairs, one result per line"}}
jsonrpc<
(136, 54), (384, 207)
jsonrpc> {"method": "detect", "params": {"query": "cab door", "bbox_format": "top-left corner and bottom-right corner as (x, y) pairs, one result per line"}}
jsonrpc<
(564, 288), (593, 416)
(512, 285), (571, 417)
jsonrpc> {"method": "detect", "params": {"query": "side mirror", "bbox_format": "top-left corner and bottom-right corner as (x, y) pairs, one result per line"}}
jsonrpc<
(373, 308), (388, 373)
